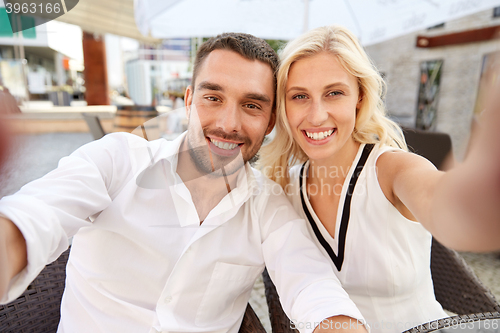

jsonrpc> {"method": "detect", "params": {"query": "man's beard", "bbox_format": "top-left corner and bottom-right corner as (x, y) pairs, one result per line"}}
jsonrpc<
(186, 127), (262, 178)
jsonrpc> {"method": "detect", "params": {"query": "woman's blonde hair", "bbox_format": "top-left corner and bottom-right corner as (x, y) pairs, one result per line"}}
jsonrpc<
(258, 25), (407, 189)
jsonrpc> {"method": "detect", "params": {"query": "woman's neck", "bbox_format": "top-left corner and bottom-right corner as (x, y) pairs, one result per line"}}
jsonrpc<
(308, 138), (361, 187)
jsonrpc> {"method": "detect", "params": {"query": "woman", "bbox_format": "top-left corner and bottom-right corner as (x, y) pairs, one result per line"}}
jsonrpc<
(259, 26), (448, 332)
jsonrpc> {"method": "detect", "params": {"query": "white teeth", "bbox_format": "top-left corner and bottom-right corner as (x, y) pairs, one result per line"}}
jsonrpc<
(305, 129), (334, 141)
(211, 139), (238, 150)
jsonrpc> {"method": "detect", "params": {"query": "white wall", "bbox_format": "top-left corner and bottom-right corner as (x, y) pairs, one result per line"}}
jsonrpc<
(365, 9), (500, 159)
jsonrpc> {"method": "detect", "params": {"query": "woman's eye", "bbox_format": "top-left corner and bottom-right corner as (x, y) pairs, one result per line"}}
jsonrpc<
(328, 91), (343, 97)
(292, 94), (307, 100)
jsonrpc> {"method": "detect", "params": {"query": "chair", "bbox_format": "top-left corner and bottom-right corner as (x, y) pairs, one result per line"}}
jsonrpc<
(402, 127), (453, 170)
(402, 312), (500, 333)
(261, 128), (499, 332)
(82, 113), (106, 140)
(0, 250), (69, 332)
(0, 249), (266, 332)
(263, 269), (298, 333)
(430, 239), (500, 314)
(263, 240), (500, 333)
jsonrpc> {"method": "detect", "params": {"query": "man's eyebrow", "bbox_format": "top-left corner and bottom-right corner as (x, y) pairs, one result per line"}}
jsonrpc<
(196, 81), (223, 91)
(245, 93), (271, 104)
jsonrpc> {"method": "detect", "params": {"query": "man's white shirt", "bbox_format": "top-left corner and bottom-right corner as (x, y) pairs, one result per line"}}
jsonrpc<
(0, 132), (364, 333)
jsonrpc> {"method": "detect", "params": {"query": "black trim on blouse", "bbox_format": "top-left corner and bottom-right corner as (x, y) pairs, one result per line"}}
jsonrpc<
(299, 144), (374, 271)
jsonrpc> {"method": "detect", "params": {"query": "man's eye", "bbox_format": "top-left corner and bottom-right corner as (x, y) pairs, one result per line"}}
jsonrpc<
(206, 96), (220, 102)
(244, 104), (260, 109)
(292, 94), (307, 100)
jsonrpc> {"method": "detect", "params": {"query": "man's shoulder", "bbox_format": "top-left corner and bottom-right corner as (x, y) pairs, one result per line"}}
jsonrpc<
(248, 165), (305, 198)
(74, 133), (175, 170)
(83, 132), (146, 149)
(247, 167), (303, 225)
(249, 167), (284, 194)
(93, 132), (174, 155)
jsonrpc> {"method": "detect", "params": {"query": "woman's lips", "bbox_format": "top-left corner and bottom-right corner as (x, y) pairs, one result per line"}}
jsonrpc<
(302, 128), (336, 145)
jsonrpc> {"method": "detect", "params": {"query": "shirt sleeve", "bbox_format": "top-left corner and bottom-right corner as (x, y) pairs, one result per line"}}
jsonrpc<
(0, 133), (134, 304)
(259, 180), (367, 333)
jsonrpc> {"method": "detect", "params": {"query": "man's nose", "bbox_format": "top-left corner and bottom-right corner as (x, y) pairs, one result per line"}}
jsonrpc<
(307, 100), (329, 126)
(216, 103), (242, 132)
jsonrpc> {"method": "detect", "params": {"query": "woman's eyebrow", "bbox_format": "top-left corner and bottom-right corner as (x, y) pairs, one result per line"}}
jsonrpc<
(323, 82), (351, 91)
(286, 82), (351, 94)
(286, 86), (307, 94)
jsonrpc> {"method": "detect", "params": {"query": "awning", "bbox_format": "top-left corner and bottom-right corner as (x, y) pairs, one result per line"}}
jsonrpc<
(135, 0), (500, 46)
(56, 0), (160, 43)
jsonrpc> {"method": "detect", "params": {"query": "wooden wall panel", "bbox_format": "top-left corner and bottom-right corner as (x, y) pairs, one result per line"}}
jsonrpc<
(82, 32), (109, 105)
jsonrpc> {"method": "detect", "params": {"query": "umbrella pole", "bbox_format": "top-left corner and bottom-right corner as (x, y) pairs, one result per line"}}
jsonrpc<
(303, 0), (309, 33)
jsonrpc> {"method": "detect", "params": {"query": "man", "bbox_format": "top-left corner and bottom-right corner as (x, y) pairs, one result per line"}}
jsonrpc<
(0, 33), (366, 333)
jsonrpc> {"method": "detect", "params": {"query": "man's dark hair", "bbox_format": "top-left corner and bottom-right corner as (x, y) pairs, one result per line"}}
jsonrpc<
(192, 33), (279, 109)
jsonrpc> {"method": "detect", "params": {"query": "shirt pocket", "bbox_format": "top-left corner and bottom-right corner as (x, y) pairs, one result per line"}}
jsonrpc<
(195, 261), (263, 326)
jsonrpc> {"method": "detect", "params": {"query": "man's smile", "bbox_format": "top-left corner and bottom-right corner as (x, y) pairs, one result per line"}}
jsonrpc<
(206, 136), (243, 157)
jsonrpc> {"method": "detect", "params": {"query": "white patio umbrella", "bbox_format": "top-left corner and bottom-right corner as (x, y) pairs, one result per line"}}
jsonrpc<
(135, 0), (500, 45)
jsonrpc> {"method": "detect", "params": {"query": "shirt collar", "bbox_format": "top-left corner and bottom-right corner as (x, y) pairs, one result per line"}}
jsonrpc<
(159, 132), (258, 194)
(155, 132), (260, 225)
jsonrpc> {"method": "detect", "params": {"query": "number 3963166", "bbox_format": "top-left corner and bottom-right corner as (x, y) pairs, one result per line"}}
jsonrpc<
(5, 2), (62, 14)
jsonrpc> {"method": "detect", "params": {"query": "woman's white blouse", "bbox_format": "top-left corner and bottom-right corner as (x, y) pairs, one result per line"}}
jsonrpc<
(287, 143), (447, 333)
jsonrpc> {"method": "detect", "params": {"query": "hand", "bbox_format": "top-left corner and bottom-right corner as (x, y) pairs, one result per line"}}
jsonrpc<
(313, 316), (367, 333)
(0, 217), (27, 300)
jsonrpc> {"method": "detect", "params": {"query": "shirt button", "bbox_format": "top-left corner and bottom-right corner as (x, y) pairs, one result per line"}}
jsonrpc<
(164, 296), (172, 303)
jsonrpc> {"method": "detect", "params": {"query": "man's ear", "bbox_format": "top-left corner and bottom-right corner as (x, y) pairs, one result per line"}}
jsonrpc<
(184, 85), (194, 119)
(266, 112), (276, 135)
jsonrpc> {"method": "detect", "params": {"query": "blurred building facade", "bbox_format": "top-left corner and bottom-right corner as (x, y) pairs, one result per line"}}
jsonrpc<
(0, 9), (84, 106)
(125, 39), (191, 106)
(366, 8), (500, 159)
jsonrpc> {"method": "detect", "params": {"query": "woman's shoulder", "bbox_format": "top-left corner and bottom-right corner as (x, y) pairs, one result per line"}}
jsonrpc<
(373, 143), (434, 170)
(365, 143), (409, 169)
(371, 142), (403, 156)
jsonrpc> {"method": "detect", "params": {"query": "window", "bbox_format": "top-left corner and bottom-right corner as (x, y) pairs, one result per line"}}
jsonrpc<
(416, 60), (443, 130)
(494, 6), (500, 18)
(427, 23), (445, 30)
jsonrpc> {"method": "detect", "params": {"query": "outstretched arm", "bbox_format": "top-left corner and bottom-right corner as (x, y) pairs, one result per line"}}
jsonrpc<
(378, 92), (500, 252)
(430, 91), (500, 251)
(0, 216), (27, 299)
(0, 133), (135, 304)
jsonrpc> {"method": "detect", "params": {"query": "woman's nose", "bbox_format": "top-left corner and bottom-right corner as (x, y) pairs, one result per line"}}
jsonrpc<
(306, 101), (329, 126)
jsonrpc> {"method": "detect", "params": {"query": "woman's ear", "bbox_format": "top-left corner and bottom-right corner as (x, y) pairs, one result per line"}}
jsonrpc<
(356, 92), (363, 110)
